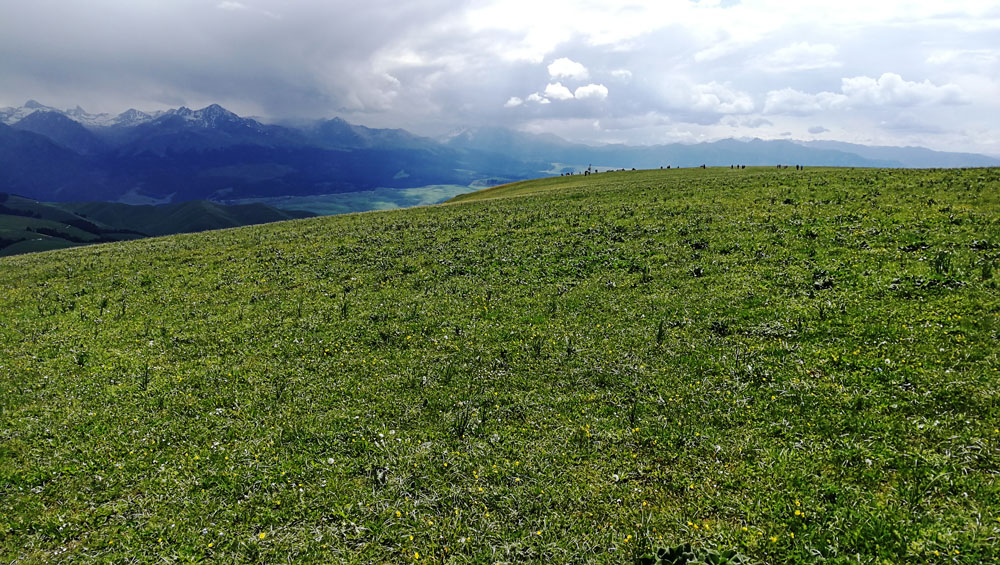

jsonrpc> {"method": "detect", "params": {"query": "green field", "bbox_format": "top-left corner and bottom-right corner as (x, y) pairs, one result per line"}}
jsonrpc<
(1, 167), (998, 563)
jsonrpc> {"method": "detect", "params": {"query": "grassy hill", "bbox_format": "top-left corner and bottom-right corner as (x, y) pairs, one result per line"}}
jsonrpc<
(1, 167), (998, 563)
(0, 193), (144, 256)
(57, 200), (315, 237)
(0, 194), (315, 256)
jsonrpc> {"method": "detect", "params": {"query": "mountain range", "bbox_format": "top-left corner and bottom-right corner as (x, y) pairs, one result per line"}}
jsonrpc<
(2, 100), (999, 205)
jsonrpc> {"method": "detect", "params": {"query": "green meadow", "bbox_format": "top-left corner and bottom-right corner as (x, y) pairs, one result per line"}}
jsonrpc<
(1, 167), (998, 563)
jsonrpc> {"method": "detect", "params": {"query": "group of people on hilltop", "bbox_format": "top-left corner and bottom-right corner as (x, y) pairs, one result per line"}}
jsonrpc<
(559, 163), (806, 176)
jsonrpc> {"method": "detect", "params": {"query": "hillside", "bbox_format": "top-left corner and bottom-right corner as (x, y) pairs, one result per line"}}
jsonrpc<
(57, 200), (315, 237)
(0, 194), (315, 256)
(1, 167), (998, 562)
(0, 193), (145, 256)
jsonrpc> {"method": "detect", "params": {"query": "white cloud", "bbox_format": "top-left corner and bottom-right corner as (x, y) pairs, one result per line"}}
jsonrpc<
(690, 82), (754, 114)
(611, 69), (633, 81)
(927, 49), (1000, 67)
(547, 58), (589, 80)
(574, 83), (608, 100)
(504, 96), (523, 107)
(764, 73), (967, 115)
(763, 88), (847, 115)
(757, 42), (840, 71)
(526, 92), (550, 104)
(841, 73), (967, 106)
(544, 82), (575, 101)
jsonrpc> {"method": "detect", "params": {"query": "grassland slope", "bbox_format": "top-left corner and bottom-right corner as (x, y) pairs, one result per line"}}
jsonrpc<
(0, 194), (316, 257)
(58, 200), (315, 237)
(1, 167), (998, 563)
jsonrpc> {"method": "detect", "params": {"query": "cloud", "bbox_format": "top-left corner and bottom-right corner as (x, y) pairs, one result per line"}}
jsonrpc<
(722, 116), (773, 129)
(216, 1), (279, 19)
(574, 83), (608, 100)
(841, 73), (967, 106)
(511, 82), (607, 107)
(526, 92), (550, 104)
(808, 126), (830, 134)
(0, 0), (998, 153)
(878, 112), (948, 134)
(544, 82), (575, 101)
(611, 69), (632, 81)
(757, 42), (840, 71)
(690, 82), (754, 114)
(547, 58), (589, 80)
(763, 88), (847, 115)
(926, 49), (1000, 68)
(764, 73), (967, 115)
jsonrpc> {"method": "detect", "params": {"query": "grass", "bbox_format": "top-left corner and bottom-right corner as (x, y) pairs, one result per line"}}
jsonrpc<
(1, 166), (998, 563)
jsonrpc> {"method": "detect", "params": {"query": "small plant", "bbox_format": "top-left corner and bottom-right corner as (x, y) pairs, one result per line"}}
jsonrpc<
(932, 250), (952, 276)
(450, 400), (478, 439)
(637, 543), (751, 565)
(639, 264), (653, 284)
(530, 333), (543, 358)
(709, 320), (731, 337)
(564, 335), (576, 359)
(440, 363), (457, 386)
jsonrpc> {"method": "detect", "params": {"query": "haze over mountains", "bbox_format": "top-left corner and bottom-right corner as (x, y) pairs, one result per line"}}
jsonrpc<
(2, 100), (999, 206)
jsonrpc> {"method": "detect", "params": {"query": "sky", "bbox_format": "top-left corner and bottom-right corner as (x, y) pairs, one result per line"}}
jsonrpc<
(2, 0), (999, 155)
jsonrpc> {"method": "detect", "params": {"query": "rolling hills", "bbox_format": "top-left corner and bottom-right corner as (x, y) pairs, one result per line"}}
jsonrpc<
(1, 167), (998, 563)
(0, 193), (314, 256)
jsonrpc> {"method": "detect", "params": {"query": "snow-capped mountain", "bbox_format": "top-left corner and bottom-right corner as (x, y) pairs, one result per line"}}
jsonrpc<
(11, 110), (108, 155)
(0, 100), (162, 127)
(107, 108), (161, 127)
(162, 104), (255, 129)
(0, 100), (55, 125)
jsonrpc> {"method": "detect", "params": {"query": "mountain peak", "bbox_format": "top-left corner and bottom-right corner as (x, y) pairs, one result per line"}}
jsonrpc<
(200, 103), (230, 114)
(24, 99), (48, 109)
(197, 104), (239, 123)
(113, 108), (154, 127)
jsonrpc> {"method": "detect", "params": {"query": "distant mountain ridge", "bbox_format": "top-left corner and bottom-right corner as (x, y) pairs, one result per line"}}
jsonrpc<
(794, 140), (1000, 168)
(1, 100), (997, 205)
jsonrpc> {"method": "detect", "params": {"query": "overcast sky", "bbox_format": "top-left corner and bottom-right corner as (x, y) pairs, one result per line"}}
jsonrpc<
(2, 0), (998, 154)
